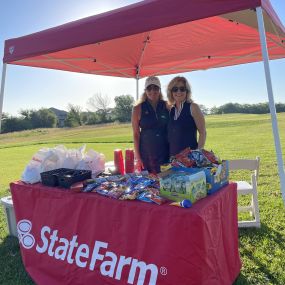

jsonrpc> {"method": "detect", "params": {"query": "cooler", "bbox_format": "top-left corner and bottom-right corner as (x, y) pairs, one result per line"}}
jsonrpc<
(1, 196), (18, 237)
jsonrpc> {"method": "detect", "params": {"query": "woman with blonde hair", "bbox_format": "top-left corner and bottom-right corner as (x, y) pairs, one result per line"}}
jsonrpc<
(132, 76), (169, 173)
(167, 76), (206, 156)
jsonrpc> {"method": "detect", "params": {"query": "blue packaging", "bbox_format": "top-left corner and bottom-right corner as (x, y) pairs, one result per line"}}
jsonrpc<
(172, 160), (229, 194)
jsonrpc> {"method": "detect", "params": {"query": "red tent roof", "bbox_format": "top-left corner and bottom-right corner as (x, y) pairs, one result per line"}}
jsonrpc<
(3, 0), (285, 78)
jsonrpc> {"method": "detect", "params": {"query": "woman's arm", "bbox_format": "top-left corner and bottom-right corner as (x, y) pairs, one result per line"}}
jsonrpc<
(191, 103), (206, 149)
(131, 105), (144, 169)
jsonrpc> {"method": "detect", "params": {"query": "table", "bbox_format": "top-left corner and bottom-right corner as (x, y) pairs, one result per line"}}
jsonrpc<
(10, 181), (241, 285)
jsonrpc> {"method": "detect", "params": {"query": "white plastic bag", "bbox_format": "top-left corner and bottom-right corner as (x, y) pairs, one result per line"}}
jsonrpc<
(76, 149), (105, 175)
(21, 161), (42, 184)
(21, 144), (104, 183)
(62, 144), (86, 169)
(21, 148), (54, 183)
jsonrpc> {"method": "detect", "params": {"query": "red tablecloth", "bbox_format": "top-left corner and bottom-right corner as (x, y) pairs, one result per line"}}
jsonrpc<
(10, 181), (241, 285)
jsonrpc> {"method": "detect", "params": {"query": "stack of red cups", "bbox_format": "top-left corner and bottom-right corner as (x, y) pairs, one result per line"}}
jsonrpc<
(114, 149), (125, 175)
(125, 149), (134, 174)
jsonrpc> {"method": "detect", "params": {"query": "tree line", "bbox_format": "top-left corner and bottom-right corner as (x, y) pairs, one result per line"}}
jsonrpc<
(64, 94), (134, 127)
(1, 94), (134, 133)
(208, 102), (285, 115)
(1, 98), (284, 133)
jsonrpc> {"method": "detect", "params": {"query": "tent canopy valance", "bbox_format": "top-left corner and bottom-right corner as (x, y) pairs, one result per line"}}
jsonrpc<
(3, 0), (285, 78)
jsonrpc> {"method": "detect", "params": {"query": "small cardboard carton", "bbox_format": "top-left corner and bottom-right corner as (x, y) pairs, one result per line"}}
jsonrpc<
(204, 160), (229, 194)
(171, 160), (229, 194)
(159, 170), (207, 203)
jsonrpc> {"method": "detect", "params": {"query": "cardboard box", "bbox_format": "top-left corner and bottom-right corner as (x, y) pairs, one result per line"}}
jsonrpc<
(171, 160), (229, 194)
(159, 170), (207, 203)
(204, 160), (229, 194)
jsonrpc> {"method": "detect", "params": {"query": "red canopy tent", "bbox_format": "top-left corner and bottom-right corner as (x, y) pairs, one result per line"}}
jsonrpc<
(2, 0), (285, 78)
(1, 0), (285, 201)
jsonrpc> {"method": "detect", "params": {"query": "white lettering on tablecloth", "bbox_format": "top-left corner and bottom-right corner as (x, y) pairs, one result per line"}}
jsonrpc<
(34, 225), (158, 285)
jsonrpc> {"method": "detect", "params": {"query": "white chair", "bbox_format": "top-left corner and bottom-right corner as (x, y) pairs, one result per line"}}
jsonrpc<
(228, 157), (261, 228)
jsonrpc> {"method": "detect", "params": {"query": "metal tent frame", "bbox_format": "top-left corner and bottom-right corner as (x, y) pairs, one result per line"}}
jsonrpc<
(0, 5), (284, 204)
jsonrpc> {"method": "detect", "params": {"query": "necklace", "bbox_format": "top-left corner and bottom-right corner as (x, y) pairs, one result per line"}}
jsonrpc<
(174, 101), (185, 120)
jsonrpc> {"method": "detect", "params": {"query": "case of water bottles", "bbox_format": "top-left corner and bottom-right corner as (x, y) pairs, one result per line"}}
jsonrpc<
(159, 169), (207, 203)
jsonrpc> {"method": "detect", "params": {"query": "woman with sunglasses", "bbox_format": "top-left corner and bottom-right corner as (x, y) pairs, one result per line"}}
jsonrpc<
(132, 76), (169, 174)
(167, 76), (206, 156)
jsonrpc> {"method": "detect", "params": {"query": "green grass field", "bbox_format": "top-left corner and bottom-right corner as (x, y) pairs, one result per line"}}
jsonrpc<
(1, 113), (285, 284)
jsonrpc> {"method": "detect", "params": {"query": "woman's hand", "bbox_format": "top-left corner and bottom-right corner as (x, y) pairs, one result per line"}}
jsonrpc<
(135, 157), (144, 171)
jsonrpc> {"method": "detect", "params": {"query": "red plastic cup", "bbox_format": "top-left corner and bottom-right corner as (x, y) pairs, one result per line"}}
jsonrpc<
(114, 149), (125, 175)
(125, 149), (134, 174)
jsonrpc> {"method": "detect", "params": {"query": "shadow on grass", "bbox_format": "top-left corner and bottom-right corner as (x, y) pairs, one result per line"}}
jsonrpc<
(235, 222), (285, 285)
(0, 235), (34, 285)
(233, 273), (250, 285)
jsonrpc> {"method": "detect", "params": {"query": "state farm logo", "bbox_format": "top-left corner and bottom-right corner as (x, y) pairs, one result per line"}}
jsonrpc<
(16, 222), (166, 284)
(9, 46), (15, 54)
(17, 219), (35, 249)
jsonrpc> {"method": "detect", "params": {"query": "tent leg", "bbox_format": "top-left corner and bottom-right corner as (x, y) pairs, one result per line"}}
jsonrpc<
(256, 7), (285, 204)
(0, 63), (7, 133)
(136, 77), (139, 100)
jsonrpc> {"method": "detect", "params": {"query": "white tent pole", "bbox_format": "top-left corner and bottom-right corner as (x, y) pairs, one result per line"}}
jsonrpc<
(256, 7), (285, 204)
(136, 77), (139, 100)
(0, 63), (7, 133)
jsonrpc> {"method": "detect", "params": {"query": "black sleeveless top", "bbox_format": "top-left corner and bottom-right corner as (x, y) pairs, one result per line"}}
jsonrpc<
(139, 100), (169, 173)
(168, 102), (198, 156)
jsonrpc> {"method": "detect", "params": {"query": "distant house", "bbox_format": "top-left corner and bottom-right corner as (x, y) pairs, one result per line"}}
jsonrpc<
(49, 108), (68, 127)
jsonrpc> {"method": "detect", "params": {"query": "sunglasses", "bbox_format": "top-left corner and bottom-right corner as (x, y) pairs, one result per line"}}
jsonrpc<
(146, 85), (160, 92)
(171, 86), (187, 93)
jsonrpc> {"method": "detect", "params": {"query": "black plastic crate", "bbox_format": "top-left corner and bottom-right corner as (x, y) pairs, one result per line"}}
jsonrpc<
(40, 168), (71, 187)
(40, 168), (91, 188)
(58, 169), (92, 188)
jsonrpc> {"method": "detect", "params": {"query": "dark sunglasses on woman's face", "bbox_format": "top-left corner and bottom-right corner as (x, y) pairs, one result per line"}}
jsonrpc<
(146, 85), (160, 92)
(171, 86), (187, 93)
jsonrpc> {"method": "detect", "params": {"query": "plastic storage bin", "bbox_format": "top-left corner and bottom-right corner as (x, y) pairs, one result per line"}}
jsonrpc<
(40, 168), (92, 188)
(1, 196), (18, 237)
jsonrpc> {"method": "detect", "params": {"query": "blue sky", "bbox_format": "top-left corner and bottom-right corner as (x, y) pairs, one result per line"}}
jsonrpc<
(0, 0), (284, 115)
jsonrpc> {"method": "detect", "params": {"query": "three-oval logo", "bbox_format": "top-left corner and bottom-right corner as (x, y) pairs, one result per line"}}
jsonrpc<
(9, 46), (15, 54)
(17, 219), (35, 249)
